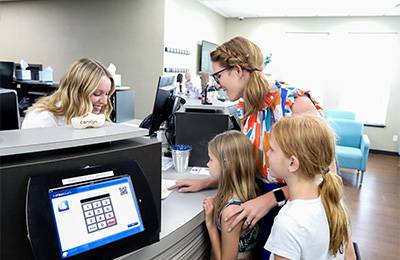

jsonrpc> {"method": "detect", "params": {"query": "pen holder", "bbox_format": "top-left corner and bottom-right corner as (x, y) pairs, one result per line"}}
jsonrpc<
(171, 145), (192, 173)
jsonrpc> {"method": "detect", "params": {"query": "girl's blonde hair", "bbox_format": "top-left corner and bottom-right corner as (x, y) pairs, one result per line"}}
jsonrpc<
(210, 36), (271, 118)
(272, 115), (349, 255)
(209, 130), (258, 222)
(31, 58), (115, 124)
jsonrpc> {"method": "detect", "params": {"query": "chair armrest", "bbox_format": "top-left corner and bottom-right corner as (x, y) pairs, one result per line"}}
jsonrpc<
(360, 134), (370, 172)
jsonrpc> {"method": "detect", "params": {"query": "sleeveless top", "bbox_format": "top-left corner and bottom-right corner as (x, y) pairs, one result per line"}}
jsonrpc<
(237, 81), (322, 183)
(216, 199), (259, 253)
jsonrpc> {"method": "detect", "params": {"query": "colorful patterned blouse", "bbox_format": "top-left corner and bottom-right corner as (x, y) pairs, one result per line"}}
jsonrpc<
(237, 81), (322, 183)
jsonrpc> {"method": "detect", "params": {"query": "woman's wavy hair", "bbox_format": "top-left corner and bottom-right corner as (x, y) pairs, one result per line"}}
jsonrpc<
(210, 36), (271, 118)
(272, 115), (349, 256)
(208, 130), (259, 222)
(31, 58), (115, 124)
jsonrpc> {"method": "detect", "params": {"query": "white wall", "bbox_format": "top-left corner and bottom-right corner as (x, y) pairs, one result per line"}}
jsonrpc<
(164, 0), (225, 86)
(0, 0), (165, 118)
(225, 16), (400, 152)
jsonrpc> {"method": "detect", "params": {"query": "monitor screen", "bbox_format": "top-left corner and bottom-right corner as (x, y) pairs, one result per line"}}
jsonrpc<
(49, 175), (144, 259)
(148, 86), (175, 136)
(158, 75), (175, 89)
(200, 40), (218, 74)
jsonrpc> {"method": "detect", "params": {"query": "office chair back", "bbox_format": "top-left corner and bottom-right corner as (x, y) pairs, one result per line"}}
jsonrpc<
(0, 61), (15, 89)
(0, 88), (20, 130)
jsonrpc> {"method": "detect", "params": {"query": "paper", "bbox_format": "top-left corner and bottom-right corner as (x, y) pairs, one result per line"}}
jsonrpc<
(190, 167), (210, 176)
(107, 63), (121, 87)
(161, 179), (176, 200)
(20, 59), (28, 70)
(107, 63), (116, 75)
(162, 156), (173, 171)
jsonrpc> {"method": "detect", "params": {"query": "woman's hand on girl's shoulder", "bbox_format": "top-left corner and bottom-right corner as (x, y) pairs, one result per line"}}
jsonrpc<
(220, 204), (244, 233)
(225, 193), (276, 232)
(203, 196), (216, 228)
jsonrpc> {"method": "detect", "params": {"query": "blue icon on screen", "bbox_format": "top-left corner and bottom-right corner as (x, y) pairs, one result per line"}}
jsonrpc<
(127, 222), (138, 228)
(58, 201), (69, 212)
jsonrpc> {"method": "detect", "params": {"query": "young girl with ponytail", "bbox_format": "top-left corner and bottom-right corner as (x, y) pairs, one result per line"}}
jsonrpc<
(265, 115), (351, 259)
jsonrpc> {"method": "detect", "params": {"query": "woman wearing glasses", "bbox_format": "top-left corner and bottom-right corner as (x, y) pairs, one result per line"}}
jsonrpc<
(172, 36), (357, 259)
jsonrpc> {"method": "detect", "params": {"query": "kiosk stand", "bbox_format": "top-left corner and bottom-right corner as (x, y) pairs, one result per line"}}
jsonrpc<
(0, 125), (161, 260)
(26, 160), (158, 260)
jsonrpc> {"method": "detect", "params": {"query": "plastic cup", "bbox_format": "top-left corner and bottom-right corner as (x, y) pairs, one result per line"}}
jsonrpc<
(171, 145), (192, 173)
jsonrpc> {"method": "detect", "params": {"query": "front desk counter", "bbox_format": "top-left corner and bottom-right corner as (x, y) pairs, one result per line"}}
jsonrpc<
(120, 168), (216, 260)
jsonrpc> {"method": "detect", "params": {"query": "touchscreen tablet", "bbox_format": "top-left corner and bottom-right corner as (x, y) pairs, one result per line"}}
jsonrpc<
(49, 175), (144, 258)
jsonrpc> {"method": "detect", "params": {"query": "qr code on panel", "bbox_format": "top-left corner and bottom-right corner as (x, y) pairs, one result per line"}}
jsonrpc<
(119, 186), (128, 196)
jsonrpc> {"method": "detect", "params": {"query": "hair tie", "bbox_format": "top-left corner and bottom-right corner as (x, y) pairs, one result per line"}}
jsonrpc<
(250, 68), (262, 73)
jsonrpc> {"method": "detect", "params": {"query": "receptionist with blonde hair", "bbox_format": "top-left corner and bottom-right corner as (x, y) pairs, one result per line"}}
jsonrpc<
(21, 58), (115, 129)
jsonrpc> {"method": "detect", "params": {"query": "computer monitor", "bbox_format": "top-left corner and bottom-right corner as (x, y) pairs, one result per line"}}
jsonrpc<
(0, 88), (20, 130)
(158, 75), (175, 89)
(200, 40), (218, 74)
(140, 75), (184, 137)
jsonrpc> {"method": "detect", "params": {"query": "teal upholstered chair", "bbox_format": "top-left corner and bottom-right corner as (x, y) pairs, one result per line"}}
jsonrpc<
(327, 118), (370, 186)
(325, 109), (356, 120)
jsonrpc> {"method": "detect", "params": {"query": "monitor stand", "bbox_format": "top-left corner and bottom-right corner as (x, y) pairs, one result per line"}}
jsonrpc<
(201, 88), (212, 105)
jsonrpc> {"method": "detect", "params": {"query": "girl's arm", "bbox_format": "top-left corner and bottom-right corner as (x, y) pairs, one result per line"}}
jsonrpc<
(203, 197), (222, 260)
(274, 256), (290, 260)
(219, 206), (243, 260)
(345, 229), (357, 260)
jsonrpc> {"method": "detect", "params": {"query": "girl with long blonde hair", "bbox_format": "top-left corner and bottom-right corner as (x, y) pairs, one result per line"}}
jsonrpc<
(203, 130), (259, 260)
(22, 58), (115, 129)
(265, 115), (350, 259)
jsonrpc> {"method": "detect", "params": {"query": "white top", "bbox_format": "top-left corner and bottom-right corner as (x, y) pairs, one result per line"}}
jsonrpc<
(265, 197), (344, 260)
(22, 108), (66, 129)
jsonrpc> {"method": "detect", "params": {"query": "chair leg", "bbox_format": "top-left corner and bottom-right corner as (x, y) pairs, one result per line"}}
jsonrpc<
(353, 242), (361, 260)
(359, 171), (364, 188)
(355, 170), (360, 185)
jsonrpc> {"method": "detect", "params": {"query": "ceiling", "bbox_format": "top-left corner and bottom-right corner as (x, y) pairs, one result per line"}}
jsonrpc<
(197, 0), (400, 18)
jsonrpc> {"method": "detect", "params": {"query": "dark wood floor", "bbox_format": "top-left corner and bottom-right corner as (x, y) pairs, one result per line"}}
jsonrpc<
(340, 153), (400, 260)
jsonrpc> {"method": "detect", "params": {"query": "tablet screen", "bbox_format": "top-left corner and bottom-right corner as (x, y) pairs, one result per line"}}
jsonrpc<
(49, 175), (144, 258)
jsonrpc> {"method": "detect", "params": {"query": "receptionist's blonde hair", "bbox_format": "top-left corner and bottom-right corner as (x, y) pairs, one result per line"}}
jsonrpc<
(31, 58), (115, 124)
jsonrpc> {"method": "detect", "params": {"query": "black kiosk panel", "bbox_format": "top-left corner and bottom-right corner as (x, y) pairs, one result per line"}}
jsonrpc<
(0, 138), (161, 260)
(26, 160), (159, 260)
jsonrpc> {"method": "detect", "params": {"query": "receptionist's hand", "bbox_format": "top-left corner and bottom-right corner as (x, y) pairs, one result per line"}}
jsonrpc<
(224, 192), (276, 231)
(168, 178), (208, 192)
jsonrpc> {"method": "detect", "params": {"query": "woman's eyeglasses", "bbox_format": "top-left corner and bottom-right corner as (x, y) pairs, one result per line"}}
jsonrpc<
(211, 67), (231, 84)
